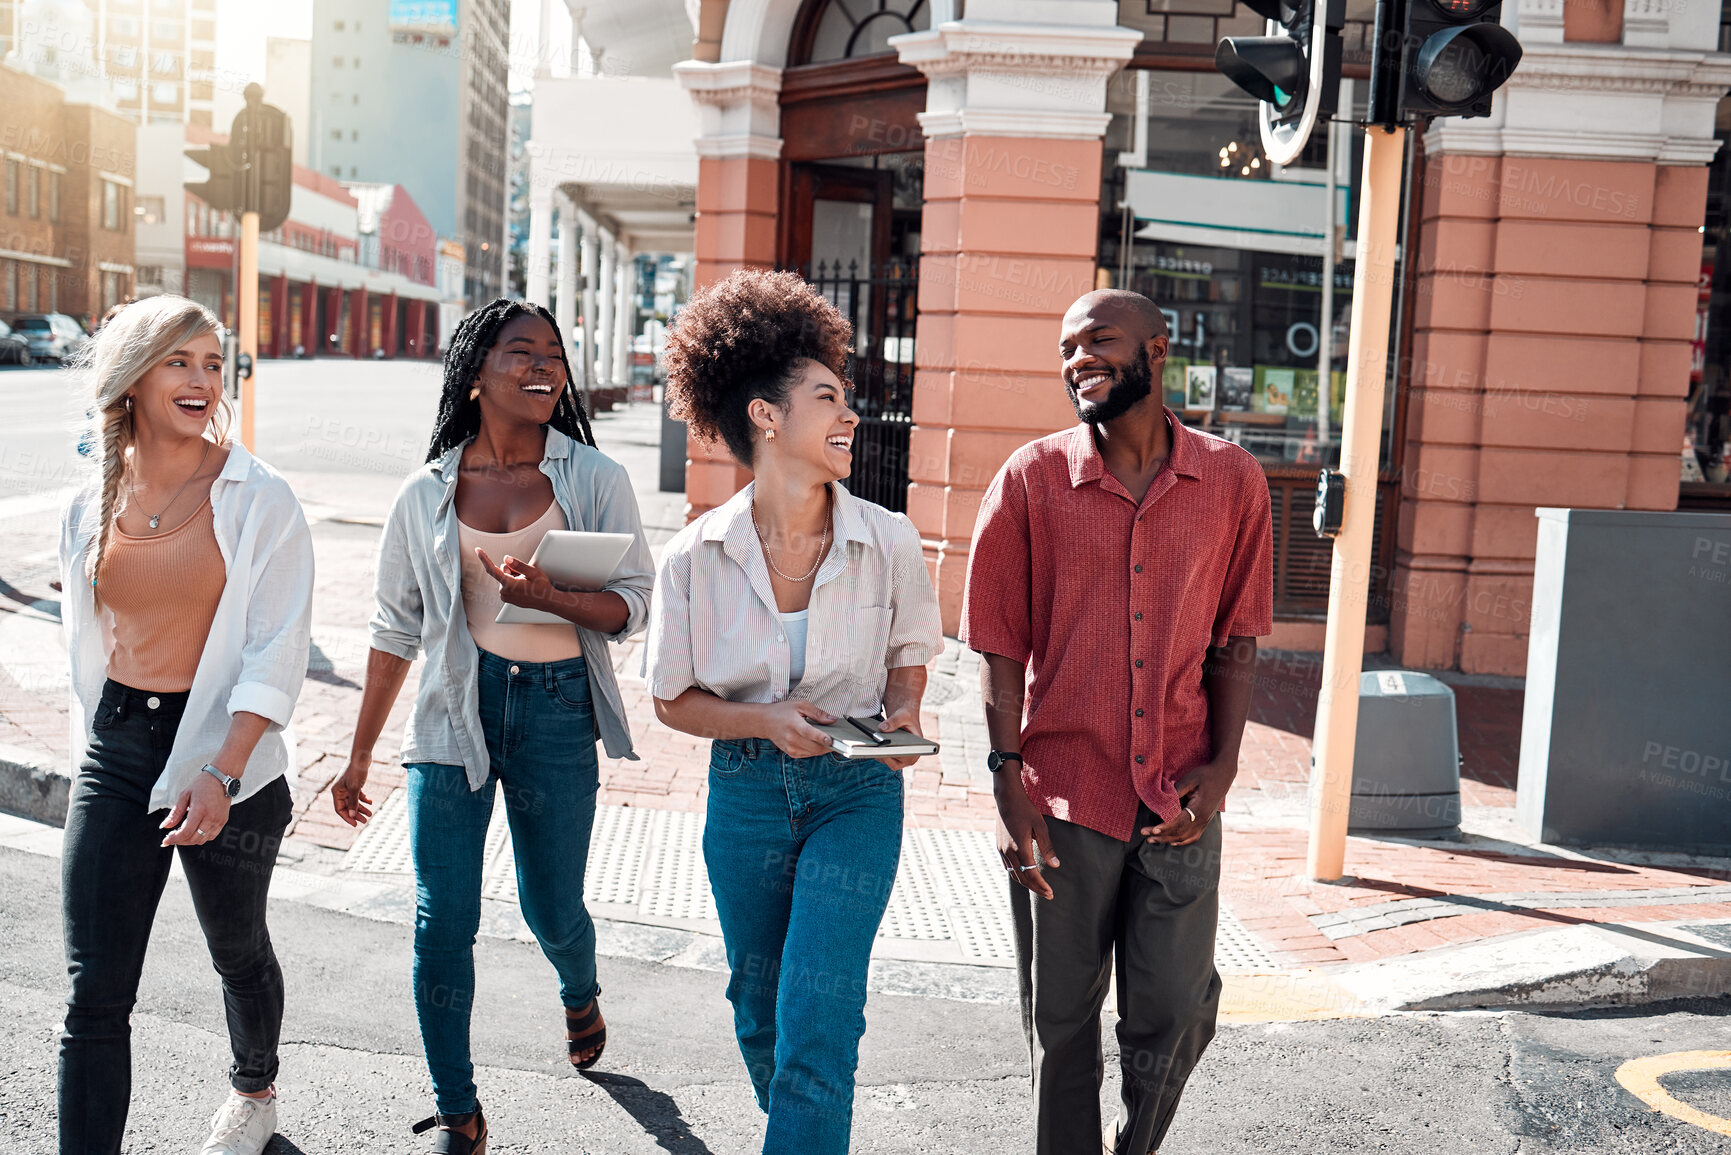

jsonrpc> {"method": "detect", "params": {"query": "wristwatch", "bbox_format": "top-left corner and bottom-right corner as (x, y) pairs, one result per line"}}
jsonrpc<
(201, 763), (242, 798)
(987, 750), (1024, 773)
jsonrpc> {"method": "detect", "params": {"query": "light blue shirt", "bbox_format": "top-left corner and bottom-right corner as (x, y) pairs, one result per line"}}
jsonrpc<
(369, 428), (655, 788)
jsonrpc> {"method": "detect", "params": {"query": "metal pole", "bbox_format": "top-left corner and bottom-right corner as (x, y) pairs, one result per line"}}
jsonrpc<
(1317, 78), (1351, 456)
(239, 210), (259, 450)
(1306, 123), (1406, 882)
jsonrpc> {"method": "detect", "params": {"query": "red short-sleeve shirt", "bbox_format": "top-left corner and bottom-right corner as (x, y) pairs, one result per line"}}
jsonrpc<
(960, 411), (1275, 841)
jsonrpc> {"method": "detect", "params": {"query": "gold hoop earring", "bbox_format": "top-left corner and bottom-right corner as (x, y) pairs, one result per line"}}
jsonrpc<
(468, 386), (481, 401)
(764, 429), (776, 442)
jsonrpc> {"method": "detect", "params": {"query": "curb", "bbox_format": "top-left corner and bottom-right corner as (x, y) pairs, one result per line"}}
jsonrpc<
(0, 744), (67, 828)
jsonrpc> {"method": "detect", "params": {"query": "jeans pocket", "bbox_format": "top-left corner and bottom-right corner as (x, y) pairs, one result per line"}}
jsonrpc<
(710, 742), (746, 777)
(91, 700), (120, 732)
(550, 670), (594, 713)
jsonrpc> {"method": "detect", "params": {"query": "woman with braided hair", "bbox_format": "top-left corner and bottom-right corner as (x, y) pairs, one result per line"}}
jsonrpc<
(56, 295), (314, 1155)
(333, 298), (654, 1153)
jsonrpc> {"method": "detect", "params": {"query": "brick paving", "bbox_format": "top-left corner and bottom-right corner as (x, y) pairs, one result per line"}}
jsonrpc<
(2, 401), (1725, 976)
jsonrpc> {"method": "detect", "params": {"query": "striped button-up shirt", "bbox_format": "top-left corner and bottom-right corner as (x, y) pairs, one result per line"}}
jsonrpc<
(646, 482), (943, 717)
(961, 412), (1274, 841)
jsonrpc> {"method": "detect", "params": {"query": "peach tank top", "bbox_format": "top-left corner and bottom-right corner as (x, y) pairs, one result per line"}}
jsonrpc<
(457, 501), (584, 663)
(97, 497), (226, 692)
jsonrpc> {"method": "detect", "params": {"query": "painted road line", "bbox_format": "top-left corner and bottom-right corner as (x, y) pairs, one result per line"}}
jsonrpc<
(1615, 1050), (1731, 1137)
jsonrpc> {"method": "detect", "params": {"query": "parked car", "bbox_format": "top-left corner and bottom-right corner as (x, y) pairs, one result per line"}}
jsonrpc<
(3, 312), (88, 364)
(0, 319), (30, 366)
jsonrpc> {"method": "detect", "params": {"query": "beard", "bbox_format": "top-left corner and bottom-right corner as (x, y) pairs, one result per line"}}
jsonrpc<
(1067, 345), (1156, 426)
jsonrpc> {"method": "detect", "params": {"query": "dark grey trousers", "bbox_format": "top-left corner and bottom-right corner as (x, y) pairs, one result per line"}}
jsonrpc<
(1009, 808), (1222, 1155)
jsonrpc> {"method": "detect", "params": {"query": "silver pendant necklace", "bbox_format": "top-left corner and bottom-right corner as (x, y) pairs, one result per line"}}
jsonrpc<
(128, 439), (211, 531)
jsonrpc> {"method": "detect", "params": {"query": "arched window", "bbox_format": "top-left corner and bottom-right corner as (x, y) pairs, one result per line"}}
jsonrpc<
(795, 0), (930, 65)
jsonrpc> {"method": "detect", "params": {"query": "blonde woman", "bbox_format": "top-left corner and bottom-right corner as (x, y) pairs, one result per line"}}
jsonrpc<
(56, 296), (314, 1155)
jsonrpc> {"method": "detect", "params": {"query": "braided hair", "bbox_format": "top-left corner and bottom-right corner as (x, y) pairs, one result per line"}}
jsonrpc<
(426, 298), (596, 461)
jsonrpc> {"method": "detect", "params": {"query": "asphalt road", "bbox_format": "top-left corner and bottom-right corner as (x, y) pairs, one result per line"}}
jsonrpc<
(2, 845), (1730, 1154)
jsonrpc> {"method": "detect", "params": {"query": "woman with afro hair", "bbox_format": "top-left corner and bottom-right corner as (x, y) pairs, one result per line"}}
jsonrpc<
(332, 299), (655, 1153)
(645, 269), (943, 1153)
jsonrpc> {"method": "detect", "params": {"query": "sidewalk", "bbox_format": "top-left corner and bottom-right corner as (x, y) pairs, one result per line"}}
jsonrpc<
(2, 401), (1728, 1015)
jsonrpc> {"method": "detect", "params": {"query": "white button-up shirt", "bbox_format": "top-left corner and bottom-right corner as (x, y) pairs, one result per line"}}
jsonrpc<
(59, 441), (315, 813)
(646, 482), (943, 716)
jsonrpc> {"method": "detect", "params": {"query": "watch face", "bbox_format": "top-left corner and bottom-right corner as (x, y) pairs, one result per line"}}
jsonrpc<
(225, 777), (241, 797)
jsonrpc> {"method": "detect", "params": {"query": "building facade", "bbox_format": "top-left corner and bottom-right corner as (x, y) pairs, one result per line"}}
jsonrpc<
(2, 0), (218, 126)
(308, 0), (510, 307)
(676, 0), (1731, 675)
(0, 59), (135, 324)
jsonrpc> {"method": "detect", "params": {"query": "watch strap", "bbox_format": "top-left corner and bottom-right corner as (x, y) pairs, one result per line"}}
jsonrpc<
(201, 763), (241, 797)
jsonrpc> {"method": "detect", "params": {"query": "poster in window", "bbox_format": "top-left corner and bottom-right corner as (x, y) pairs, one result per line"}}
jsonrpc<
(1257, 367), (1293, 414)
(1185, 364), (1217, 411)
(1219, 367), (1253, 411)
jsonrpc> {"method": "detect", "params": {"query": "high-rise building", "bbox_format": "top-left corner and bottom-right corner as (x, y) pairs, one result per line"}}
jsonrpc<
(2, 0), (219, 126)
(308, 0), (510, 306)
(265, 37), (311, 168)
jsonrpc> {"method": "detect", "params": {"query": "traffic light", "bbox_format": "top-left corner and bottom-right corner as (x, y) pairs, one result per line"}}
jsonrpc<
(1216, 0), (1344, 166)
(231, 84), (294, 232)
(1394, 0), (1522, 119)
(184, 145), (239, 212)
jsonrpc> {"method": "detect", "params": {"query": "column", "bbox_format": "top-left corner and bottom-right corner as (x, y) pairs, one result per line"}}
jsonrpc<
(302, 279), (319, 355)
(612, 242), (634, 387)
(382, 291), (399, 357)
(579, 209), (599, 392)
(893, 5), (1141, 632)
(352, 287), (368, 358)
(554, 191), (578, 352)
(527, 179), (554, 308)
(597, 229), (617, 390)
(1389, 1), (1731, 674)
(270, 272), (288, 357)
(673, 59), (783, 513)
(407, 298), (427, 357)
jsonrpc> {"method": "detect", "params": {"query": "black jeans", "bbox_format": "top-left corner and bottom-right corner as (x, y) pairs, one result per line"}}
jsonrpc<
(58, 680), (292, 1155)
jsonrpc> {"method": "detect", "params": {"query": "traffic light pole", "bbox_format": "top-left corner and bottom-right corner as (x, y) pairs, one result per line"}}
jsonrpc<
(1306, 122), (1406, 882)
(237, 210), (259, 450)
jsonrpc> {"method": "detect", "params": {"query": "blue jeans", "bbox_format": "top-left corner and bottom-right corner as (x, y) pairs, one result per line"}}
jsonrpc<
(407, 650), (601, 1116)
(704, 738), (904, 1155)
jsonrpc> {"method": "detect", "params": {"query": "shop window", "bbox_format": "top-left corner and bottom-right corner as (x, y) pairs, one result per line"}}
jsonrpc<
(795, 0), (931, 64)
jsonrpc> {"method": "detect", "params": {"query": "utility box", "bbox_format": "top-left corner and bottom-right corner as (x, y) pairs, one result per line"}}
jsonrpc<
(1517, 508), (1731, 852)
(659, 396), (687, 493)
(1349, 670), (1461, 838)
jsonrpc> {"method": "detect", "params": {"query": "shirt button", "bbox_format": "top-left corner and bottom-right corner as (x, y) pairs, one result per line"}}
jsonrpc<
(1134, 565), (1143, 573)
(509, 664), (520, 675)
(146, 696), (161, 710)
(777, 634), (785, 642)
(1134, 612), (1143, 621)
(1135, 708), (1145, 718)
(1134, 659), (1144, 669)
(1135, 755), (1146, 765)
(773, 691), (785, 700)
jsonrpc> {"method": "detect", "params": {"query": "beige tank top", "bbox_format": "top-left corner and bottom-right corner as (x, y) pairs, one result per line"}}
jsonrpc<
(457, 501), (584, 663)
(97, 496), (226, 692)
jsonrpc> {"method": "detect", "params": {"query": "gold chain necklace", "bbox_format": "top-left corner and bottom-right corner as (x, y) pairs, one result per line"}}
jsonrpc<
(751, 489), (831, 583)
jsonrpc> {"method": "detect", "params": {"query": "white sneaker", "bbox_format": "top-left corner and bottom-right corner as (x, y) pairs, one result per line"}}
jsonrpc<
(199, 1090), (277, 1155)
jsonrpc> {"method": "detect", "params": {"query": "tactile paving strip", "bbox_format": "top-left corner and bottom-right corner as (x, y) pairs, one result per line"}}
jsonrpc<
(342, 798), (1275, 969)
(640, 809), (717, 921)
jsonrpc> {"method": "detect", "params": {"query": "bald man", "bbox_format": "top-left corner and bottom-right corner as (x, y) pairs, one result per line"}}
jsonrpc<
(961, 290), (1274, 1154)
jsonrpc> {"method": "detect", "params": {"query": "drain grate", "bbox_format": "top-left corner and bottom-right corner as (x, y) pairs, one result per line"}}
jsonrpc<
(640, 810), (716, 921)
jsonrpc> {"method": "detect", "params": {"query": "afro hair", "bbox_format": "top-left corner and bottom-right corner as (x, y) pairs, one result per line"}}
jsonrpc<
(662, 268), (852, 466)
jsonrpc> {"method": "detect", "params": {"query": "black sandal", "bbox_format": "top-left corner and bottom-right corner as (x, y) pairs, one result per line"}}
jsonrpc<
(565, 989), (608, 1070)
(411, 1105), (487, 1154)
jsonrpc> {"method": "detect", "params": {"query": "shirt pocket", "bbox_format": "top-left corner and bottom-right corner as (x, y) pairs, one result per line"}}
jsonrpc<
(819, 605), (892, 690)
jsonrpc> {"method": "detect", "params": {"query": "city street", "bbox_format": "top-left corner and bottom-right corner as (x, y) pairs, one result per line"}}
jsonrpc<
(2, 359), (1730, 1153)
(1, 833), (1729, 1153)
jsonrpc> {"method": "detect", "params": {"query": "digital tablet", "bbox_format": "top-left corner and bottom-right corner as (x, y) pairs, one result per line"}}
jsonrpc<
(494, 530), (635, 625)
